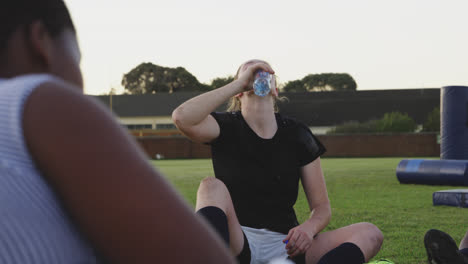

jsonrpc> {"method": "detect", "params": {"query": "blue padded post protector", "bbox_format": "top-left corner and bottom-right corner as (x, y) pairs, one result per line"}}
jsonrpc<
(396, 159), (468, 186)
(440, 86), (468, 160)
(433, 189), (468, 208)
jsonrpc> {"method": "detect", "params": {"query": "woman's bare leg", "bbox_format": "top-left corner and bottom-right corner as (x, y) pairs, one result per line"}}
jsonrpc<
(195, 177), (245, 256)
(305, 222), (383, 264)
(460, 230), (468, 250)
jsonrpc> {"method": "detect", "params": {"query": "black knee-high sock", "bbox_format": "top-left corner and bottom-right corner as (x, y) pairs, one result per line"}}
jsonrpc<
(196, 206), (230, 246)
(460, 248), (468, 257)
(317, 242), (365, 264)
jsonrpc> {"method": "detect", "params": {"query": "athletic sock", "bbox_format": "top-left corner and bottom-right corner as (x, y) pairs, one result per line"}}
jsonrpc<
(460, 248), (468, 257)
(236, 232), (251, 264)
(317, 242), (365, 264)
(196, 206), (230, 246)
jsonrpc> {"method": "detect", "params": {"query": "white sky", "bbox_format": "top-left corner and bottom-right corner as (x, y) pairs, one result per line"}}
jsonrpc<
(65, 0), (468, 95)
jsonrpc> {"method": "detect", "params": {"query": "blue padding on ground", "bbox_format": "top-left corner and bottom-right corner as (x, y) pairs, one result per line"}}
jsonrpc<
(441, 86), (468, 160)
(397, 159), (468, 186)
(405, 159), (423, 172)
(433, 189), (468, 208)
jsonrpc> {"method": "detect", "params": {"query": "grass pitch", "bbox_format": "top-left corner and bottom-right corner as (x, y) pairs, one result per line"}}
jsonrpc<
(152, 158), (467, 264)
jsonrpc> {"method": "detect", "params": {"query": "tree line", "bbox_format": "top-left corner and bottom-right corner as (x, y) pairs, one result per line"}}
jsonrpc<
(327, 108), (440, 134)
(121, 62), (357, 94)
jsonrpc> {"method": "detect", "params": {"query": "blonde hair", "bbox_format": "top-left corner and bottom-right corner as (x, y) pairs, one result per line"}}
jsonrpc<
(227, 60), (286, 112)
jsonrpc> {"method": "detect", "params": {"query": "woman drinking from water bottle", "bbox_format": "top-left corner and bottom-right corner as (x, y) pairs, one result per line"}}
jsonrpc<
(173, 59), (384, 264)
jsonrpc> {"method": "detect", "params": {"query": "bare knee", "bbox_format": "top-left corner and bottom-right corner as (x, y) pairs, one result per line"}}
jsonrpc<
(196, 177), (230, 211)
(198, 177), (227, 193)
(360, 222), (384, 247)
(354, 222), (383, 259)
(460, 230), (468, 249)
(200, 176), (223, 186)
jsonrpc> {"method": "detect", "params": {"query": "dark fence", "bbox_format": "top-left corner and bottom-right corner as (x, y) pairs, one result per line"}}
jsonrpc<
(318, 133), (439, 157)
(136, 133), (440, 159)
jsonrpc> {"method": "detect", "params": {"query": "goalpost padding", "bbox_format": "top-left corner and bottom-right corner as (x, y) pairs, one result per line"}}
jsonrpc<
(441, 86), (468, 160)
(433, 189), (468, 208)
(396, 159), (468, 186)
(395, 86), (468, 188)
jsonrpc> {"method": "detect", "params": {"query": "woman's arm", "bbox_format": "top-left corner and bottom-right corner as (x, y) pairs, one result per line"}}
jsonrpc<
(172, 62), (274, 143)
(172, 80), (241, 143)
(300, 157), (331, 235)
(284, 157), (331, 257)
(23, 82), (235, 264)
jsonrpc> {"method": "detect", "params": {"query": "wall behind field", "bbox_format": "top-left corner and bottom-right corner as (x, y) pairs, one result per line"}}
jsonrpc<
(136, 133), (440, 159)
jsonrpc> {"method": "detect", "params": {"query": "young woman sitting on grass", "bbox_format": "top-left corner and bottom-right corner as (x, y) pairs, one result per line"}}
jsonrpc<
(173, 59), (384, 264)
(0, 0), (234, 263)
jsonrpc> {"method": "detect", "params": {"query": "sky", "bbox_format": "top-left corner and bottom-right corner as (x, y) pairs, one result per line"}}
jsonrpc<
(65, 0), (468, 95)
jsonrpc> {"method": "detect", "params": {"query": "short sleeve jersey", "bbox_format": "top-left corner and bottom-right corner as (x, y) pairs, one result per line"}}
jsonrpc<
(209, 111), (326, 234)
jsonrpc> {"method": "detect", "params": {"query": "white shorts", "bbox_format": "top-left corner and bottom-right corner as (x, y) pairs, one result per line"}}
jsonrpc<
(241, 226), (294, 264)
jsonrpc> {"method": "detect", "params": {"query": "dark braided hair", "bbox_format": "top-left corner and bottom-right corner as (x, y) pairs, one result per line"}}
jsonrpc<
(0, 0), (75, 53)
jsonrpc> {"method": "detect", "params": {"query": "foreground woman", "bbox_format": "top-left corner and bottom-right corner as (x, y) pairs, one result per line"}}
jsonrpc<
(0, 0), (234, 263)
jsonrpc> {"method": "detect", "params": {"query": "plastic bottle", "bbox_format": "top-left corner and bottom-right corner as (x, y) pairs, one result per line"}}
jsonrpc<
(253, 71), (272, 97)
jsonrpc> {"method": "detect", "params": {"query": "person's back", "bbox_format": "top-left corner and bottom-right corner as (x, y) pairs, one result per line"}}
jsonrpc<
(0, 0), (234, 263)
(0, 75), (99, 263)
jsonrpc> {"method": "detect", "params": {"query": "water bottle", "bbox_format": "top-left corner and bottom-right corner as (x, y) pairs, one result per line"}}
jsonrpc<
(253, 71), (272, 97)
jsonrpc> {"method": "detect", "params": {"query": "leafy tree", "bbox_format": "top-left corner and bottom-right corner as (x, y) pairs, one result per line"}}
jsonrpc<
(303, 73), (357, 91)
(209, 76), (234, 89)
(422, 107), (440, 132)
(327, 120), (380, 134)
(282, 79), (306, 92)
(376, 112), (416, 133)
(326, 73), (357, 91)
(122, 62), (209, 94)
(283, 73), (357, 92)
(303, 74), (327, 91)
(328, 112), (416, 134)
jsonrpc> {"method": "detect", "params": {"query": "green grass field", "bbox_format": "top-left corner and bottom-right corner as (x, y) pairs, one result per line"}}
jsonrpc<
(151, 158), (467, 264)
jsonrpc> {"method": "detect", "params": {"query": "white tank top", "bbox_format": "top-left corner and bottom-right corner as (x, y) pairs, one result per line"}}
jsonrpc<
(0, 74), (98, 263)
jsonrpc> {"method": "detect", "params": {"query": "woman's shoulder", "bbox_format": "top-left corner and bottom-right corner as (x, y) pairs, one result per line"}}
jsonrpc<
(276, 113), (307, 130)
(211, 111), (242, 124)
(0, 74), (73, 168)
(0, 74), (59, 99)
(276, 113), (323, 143)
(0, 73), (60, 89)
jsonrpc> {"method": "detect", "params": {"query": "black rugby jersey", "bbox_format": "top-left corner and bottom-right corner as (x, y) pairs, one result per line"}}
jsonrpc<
(209, 111), (326, 234)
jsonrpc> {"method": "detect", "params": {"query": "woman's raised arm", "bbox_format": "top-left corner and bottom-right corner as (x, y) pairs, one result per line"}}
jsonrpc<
(172, 62), (274, 143)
